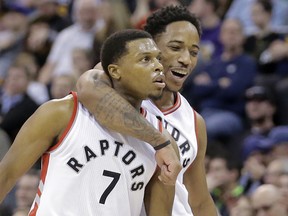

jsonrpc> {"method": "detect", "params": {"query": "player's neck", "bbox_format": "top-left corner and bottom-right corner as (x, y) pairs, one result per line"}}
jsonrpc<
(117, 92), (142, 111)
(152, 90), (176, 110)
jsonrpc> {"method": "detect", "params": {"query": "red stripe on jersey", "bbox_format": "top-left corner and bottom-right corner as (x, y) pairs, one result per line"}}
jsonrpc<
(29, 203), (38, 216)
(161, 93), (181, 115)
(48, 91), (78, 152)
(41, 153), (50, 184)
(29, 154), (49, 215)
(140, 107), (147, 117)
(186, 110), (198, 172)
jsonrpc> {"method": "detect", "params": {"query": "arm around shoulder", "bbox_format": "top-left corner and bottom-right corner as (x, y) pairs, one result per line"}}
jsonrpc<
(76, 69), (173, 147)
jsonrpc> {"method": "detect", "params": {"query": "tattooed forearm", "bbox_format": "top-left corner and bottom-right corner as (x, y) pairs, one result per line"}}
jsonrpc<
(92, 90), (165, 147)
(77, 70), (168, 146)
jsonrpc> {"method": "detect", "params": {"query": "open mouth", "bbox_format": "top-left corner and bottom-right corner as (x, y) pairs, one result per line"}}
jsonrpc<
(171, 69), (187, 78)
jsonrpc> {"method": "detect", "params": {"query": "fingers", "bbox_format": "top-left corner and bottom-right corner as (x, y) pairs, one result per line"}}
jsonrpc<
(158, 163), (181, 185)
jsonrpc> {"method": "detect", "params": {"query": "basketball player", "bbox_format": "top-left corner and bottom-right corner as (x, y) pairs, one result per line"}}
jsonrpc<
(77, 6), (218, 216)
(0, 29), (180, 215)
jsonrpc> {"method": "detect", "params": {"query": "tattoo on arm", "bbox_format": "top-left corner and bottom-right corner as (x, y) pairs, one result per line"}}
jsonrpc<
(93, 91), (164, 147)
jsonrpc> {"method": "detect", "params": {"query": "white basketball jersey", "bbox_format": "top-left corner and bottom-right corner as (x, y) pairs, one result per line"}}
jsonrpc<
(142, 93), (198, 216)
(29, 92), (159, 216)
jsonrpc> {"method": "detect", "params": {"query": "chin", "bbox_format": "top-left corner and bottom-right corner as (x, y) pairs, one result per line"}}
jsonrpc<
(149, 93), (163, 100)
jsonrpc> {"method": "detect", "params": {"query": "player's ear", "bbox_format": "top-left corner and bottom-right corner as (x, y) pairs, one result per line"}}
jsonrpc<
(107, 64), (121, 80)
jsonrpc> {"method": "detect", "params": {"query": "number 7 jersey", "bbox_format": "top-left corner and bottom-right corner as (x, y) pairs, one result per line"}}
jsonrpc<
(29, 92), (158, 216)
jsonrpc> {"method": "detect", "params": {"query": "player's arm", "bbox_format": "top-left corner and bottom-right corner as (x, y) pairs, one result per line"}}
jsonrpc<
(0, 97), (73, 203)
(77, 69), (181, 185)
(144, 168), (175, 216)
(144, 130), (179, 216)
(183, 112), (218, 216)
(76, 69), (170, 148)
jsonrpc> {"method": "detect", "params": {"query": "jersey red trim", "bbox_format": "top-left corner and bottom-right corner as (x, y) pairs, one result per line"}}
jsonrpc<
(29, 153), (50, 216)
(48, 91), (78, 152)
(140, 107), (147, 117)
(30, 92), (79, 215)
(184, 109), (198, 172)
(161, 93), (181, 115)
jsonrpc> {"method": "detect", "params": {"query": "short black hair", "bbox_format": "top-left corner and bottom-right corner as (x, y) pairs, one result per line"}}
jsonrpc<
(144, 5), (202, 39)
(101, 29), (153, 75)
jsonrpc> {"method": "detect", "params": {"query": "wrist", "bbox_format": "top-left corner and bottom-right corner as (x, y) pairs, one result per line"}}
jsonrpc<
(154, 140), (171, 151)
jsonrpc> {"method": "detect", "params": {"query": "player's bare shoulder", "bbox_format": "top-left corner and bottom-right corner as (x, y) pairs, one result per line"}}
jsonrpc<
(32, 94), (75, 135)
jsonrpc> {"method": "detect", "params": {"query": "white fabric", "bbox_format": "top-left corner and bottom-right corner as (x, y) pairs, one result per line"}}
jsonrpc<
(142, 93), (198, 216)
(29, 93), (158, 216)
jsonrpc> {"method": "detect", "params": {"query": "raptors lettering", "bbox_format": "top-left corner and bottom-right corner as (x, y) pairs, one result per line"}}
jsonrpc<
(163, 120), (192, 168)
(67, 139), (145, 191)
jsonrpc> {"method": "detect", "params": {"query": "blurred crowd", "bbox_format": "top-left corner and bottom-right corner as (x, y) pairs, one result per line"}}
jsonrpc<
(0, 0), (288, 215)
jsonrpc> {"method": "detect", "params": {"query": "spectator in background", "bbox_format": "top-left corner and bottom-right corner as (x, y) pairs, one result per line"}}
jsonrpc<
(244, 0), (285, 82)
(12, 208), (30, 216)
(188, 0), (223, 66)
(14, 52), (50, 105)
(206, 150), (242, 216)
(71, 48), (93, 79)
(265, 38), (288, 62)
(251, 184), (288, 216)
(186, 18), (257, 142)
(225, 0), (288, 36)
(92, 0), (133, 65)
(14, 169), (40, 213)
(0, 204), (12, 216)
(229, 195), (253, 216)
(239, 85), (277, 163)
(129, 0), (180, 29)
(244, 86), (277, 135)
(2, 169), (40, 215)
(38, 0), (103, 85)
(264, 158), (288, 187)
(49, 74), (76, 99)
(238, 141), (267, 196)
(279, 172), (288, 209)
(262, 36), (288, 125)
(238, 126), (288, 197)
(24, 0), (72, 68)
(2, 0), (36, 16)
(216, 0), (232, 20)
(259, 126), (288, 162)
(0, 63), (38, 142)
(0, 10), (28, 80)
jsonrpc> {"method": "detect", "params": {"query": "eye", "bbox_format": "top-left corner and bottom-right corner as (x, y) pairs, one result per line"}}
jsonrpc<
(141, 56), (150, 63)
(169, 45), (181, 51)
(190, 51), (199, 57)
(156, 55), (162, 61)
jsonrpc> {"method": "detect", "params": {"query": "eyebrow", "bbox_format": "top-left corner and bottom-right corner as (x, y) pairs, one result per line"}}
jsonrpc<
(136, 50), (161, 57)
(169, 40), (200, 50)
